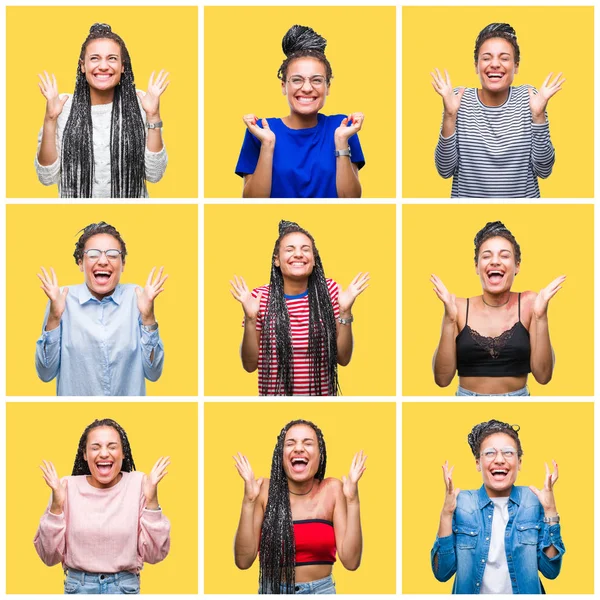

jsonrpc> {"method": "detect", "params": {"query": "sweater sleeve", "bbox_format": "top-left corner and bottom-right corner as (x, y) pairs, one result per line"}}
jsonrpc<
(34, 125), (61, 186)
(33, 485), (68, 567)
(138, 488), (171, 564)
(531, 121), (555, 179)
(434, 130), (458, 179)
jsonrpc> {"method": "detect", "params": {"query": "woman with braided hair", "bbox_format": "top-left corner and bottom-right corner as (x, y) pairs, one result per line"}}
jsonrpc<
(234, 419), (367, 594)
(431, 221), (566, 395)
(35, 418), (171, 594)
(236, 24), (365, 198)
(230, 220), (369, 396)
(431, 23), (565, 198)
(36, 23), (169, 198)
(431, 419), (564, 593)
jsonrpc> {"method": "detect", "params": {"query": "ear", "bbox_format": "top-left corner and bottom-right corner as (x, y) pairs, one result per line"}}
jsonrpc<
(475, 262), (480, 277)
(282, 80), (286, 95)
(476, 459), (481, 472)
(274, 257), (280, 267)
(80, 60), (85, 74)
(474, 61), (479, 75)
(518, 458), (522, 471)
(515, 262), (520, 276)
(326, 83), (330, 97)
(78, 259), (84, 273)
(83, 451), (87, 462)
(515, 64), (519, 75)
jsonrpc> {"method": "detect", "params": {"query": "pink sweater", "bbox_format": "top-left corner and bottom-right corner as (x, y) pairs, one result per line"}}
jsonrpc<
(34, 471), (170, 573)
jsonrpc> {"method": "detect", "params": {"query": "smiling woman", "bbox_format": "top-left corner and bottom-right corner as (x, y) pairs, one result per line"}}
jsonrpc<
(235, 25), (365, 198)
(35, 418), (171, 594)
(431, 221), (566, 396)
(35, 23), (169, 198)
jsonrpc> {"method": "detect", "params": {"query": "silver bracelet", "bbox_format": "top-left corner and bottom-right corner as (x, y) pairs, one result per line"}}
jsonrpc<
(542, 514), (560, 523)
(338, 315), (354, 325)
(147, 120), (163, 129)
(335, 148), (351, 158)
(141, 322), (159, 332)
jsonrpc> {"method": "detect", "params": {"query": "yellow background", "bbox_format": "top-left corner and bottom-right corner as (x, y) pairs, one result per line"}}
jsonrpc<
(6, 204), (198, 396)
(402, 6), (594, 198)
(204, 6), (396, 198)
(402, 402), (594, 594)
(7, 6), (198, 198)
(402, 204), (593, 396)
(204, 402), (396, 594)
(204, 204), (396, 396)
(6, 402), (198, 594)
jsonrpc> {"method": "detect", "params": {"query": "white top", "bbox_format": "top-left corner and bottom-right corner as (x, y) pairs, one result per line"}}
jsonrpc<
(35, 92), (167, 198)
(481, 496), (512, 594)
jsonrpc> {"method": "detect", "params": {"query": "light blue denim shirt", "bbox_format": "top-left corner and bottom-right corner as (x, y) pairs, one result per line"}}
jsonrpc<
(35, 283), (164, 396)
(431, 485), (564, 594)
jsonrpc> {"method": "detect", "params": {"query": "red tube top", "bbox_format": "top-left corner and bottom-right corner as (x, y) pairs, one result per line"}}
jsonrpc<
(293, 519), (336, 566)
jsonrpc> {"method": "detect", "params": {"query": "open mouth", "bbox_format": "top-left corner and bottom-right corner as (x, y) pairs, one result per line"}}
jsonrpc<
(93, 73), (114, 80)
(486, 72), (505, 82)
(291, 457), (309, 473)
(93, 270), (112, 283)
(96, 461), (114, 476)
(486, 270), (505, 284)
(295, 96), (317, 104)
(490, 469), (509, 481)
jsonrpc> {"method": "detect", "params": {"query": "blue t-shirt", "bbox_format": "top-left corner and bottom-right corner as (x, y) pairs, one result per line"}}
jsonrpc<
(235, 113), (365, 198)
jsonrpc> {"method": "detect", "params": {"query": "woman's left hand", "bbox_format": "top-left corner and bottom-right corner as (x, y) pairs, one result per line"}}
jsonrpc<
(136, 266), (169, 324)
(334, 113), (364, 146)
(137, 70), (170, 118)
(533, 275), (566, 319)
(528, 73), (566, 119)
(342, 451), (367, 503)
(529, 460), (559, 513)
(143, 456), (170, 508)
(338, 272), (370, 314)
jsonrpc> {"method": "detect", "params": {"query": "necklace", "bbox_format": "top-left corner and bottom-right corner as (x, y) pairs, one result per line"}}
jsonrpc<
(482, 294), (510, 308)
(289, 483), (314, 496)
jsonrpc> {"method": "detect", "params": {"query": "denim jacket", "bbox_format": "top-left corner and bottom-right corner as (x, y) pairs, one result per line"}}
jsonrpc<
(431, 485), (564, 594)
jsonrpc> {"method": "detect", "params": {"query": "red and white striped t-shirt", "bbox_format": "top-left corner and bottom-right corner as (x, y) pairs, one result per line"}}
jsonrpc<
(248, 279), (340, 396)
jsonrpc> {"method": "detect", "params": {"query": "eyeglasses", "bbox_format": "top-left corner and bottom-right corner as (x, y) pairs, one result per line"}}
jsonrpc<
(84, 249), (123, 261)
(480, 447), (517, 461)
(287, 75), (327, 89)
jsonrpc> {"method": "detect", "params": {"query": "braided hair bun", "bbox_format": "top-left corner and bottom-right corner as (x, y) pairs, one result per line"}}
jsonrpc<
(474, 22), (520, 63)
(467, 419), (522, 458)
(278, 25), (333, 83)
(89, 22), (112, 36)
(473, 221), (521, 265)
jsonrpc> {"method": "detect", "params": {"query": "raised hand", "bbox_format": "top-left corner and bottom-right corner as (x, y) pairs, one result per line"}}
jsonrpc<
(338, 272), (370, 314)
(441, 461), (460, 515)
(334, 112), (364, 145)
(431, 274), (458, 323)
(431, 69), (465, 117)
(533, 275), (566, 319)
(143, 456), (170, 508)
(137, 70), (170, 117)
(529, 460), (559, 513)
(40, 460), (67, 514)
(135, 266), (168, 323)
(242, 114), (276, 146)
(37, 267), (69, 322)
(233, 453), (264, 503)
(342, 450), (367, 503)
(528, 73), (566, 119)
(229, 275), (263, 320)
(38, 71), (69, 121)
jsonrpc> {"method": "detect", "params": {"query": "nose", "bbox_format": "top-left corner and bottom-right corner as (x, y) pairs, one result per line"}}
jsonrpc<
(301, 78), (313, 92)
(99, 446), (109, 457)
(490, 56), (501, 68)
(493, 452), (506, 465)
(97, 251), (109, 265)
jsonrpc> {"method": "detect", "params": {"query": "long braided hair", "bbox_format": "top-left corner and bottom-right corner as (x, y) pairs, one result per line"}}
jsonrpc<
(61, 23), (146, 198)
(261, 220), (339, 396)
(259, 419), (327, 594)
(72, 418), (136, 475)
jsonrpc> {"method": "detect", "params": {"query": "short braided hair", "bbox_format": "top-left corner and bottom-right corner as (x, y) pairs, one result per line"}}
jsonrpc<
(73, 221), (127, 264)
(474, 23), (520, 64)
(467, 419), (523, 458)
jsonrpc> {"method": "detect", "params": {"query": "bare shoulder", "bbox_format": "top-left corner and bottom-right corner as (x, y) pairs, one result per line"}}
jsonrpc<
(520, 290), (537, 305)
(321, 477), (343, 496)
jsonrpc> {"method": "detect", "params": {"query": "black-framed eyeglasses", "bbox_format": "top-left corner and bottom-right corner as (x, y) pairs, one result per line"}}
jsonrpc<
(84, 249), (123, 261)
(287, 75), (327, 88)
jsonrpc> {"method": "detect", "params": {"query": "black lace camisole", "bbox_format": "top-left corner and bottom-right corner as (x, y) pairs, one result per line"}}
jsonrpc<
(456, 293), (531, 377)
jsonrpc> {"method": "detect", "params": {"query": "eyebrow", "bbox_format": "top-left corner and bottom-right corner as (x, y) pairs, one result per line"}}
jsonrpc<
(285, 244), (312, 249)
(88, 53), (120, 58)
(286, 437), (315, 442)
(481, 248), (512, 253)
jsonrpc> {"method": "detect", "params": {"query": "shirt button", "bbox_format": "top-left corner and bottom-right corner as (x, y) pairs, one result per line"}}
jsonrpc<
(295, 587), (300, 592)
(476, 583), (480, 587)
(100, 575), (105, 580)
(485, 537), (489, 541)
(481, 559), (485, 563)
(551, 533), (554, 536)
(488, 515), (492, 519)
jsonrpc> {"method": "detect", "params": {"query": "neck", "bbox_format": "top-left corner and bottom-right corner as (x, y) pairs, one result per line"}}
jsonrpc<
(288, 477), (315, 495)
(485, 483), (512, 498)
(87, 472), (122, 489)
(90, 86), (116, 106)
(283, 278), (308, 296)
(482, 289), (511, 307)
(478, 87), (510, 107)
(284, 111), (319, 129)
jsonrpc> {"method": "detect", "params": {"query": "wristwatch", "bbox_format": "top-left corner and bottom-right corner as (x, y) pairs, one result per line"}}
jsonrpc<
(141, 322), (159, 332)
(542, 514), (560, 523)
(338, 315), (354, 325)
(146, 120), (163, 129)
(335, 148), (351, 158)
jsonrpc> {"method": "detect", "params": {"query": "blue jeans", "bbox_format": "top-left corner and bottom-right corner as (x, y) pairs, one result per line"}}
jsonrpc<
(456, 385), (529, 396)
(64, 569), (140, 594)
(260, 574), (336, 594)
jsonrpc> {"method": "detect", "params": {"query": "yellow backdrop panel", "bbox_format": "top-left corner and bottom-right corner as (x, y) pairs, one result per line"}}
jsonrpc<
(7, 204), (198, 396)
(402, 204), (593, 396)
(204, 6), (396, 198)
(7, 6), (198, 198)
(403, 402), (593, 594)
(402, 6), (593, 198)
(205, 402), (396, 594)
(204, 204), (396, 396)
(6, 402), (198, 594)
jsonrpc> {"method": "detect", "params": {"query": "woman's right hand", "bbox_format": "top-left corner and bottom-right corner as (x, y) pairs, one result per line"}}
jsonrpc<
(233, 453), (264, 503)
(430, 68), (465, 117)
(229, 275), (263, 320)
(38, 72), (68, 121)
(242, 114), (276, 146)
(441, 460), (460, 515)
(431, 274), (458, 323)
(37, 267), (69, 321)
(40, 460), (67, 514)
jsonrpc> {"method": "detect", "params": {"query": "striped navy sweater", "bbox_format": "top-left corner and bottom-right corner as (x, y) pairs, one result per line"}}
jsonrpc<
(434, 85), (555, 198)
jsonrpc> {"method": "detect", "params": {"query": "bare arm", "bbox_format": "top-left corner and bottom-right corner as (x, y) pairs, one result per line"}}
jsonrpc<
(431, 275), (459, 387)
(230, 276), (263, 372)
(37, 72), (68, 166)
(336, 273), (370, 366)
(334, 114), (363, 198)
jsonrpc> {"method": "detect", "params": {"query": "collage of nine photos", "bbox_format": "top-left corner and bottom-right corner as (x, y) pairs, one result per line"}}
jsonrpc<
(2, 2), (595, 597)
